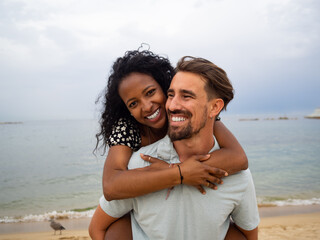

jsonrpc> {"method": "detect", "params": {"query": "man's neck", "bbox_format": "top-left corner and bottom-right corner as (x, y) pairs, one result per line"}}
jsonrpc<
(173, 125), (215, 162)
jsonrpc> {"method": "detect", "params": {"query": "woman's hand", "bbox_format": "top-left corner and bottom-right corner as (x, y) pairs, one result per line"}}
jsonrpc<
(141, 153), (228, 194)
(140, 153), (170, 170)
(179, 155), (228, 194)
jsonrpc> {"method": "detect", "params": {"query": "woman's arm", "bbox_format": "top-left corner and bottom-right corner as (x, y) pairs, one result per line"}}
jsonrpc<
(205, 121), (248, 175)
(103, 145), (178, 201)
(103, 145), (226, 201)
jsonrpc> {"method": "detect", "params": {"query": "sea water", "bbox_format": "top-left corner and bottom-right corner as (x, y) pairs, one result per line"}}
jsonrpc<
(223, 115), (320, 205)
(0, 120), (104, 222)
(0, 116), (319, 223)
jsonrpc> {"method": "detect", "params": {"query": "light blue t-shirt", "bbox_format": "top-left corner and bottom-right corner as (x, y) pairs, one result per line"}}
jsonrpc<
(100, 135), (260, 240)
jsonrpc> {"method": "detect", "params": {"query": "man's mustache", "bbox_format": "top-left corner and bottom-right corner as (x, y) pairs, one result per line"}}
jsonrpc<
(167, 110), (192, 117)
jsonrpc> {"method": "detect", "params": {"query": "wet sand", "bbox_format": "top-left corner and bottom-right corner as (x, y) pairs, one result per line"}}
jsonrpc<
(0, 205), (320, 239)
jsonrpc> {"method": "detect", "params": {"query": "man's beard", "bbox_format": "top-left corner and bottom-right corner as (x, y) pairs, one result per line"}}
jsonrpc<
(168, 106), (207, 141)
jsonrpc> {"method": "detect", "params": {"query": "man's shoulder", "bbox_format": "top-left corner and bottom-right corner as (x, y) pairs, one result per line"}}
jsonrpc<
(239, 168), (252, 177)
(222, 169), (254, 189)
(230, 168), (252, 180)
(128, 136), (171, 169)
(136, 135), (170, 155)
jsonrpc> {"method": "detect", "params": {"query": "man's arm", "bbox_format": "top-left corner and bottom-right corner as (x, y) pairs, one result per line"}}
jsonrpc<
(231, 170), (260, 240)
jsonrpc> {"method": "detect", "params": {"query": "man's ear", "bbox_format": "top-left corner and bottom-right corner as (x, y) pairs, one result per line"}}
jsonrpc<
(209, 98), (224, 119)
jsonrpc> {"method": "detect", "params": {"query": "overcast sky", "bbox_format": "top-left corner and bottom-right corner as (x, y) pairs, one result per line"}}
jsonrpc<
(0, 0), (319, 121)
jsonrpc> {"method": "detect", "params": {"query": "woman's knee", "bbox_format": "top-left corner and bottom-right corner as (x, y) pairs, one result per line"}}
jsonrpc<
(105, 214), (132, 240)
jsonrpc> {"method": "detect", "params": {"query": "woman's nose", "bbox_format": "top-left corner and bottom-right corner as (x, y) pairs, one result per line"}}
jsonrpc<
(141, 99), (153, 112)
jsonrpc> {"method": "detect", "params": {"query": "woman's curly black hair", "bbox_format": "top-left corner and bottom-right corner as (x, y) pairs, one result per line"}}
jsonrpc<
(95, 49), (174, 154)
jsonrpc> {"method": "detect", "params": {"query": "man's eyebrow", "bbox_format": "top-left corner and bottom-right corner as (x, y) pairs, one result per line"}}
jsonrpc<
(181, 89), (196, 97)
(167, 89), (174, 94)
(167, 89), (196, 97)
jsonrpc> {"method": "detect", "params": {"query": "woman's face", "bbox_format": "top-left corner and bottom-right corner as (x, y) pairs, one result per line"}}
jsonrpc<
(119, 72), (167, 130)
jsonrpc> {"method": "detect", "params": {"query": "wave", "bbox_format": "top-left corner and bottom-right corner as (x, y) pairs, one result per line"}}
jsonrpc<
(0, 208), (96, 224)
(257, 197), (320, 207)
(2, 198), (320, 223)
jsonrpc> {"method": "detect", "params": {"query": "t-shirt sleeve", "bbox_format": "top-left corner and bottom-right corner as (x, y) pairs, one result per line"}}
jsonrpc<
(231, 171), (260, 230)
(99, 195), (134, 218)
(107, 118), (141, 151)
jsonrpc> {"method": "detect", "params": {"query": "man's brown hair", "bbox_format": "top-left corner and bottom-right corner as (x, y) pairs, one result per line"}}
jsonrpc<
(175, 56), (234, 111)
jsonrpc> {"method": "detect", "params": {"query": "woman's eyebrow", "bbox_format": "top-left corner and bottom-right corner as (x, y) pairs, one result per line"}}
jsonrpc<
(142, 85), (155, 94)
(126, 97), (136, 105)
(126, 84), (156, 105)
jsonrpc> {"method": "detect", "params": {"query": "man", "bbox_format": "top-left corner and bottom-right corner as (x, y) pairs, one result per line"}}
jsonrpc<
(92, 56), (259, 239)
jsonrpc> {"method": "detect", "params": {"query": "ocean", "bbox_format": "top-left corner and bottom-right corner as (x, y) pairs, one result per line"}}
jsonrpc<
(0, 116), (319, 223)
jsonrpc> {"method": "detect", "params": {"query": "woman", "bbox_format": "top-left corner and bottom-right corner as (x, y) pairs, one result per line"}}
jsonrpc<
(89, 49), (248, 239)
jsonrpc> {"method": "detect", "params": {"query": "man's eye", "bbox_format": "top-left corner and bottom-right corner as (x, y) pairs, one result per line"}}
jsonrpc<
(167, 93), (174, 98)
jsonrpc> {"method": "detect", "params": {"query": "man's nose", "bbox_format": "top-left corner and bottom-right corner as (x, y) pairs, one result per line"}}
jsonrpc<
(167, 96), (182, 112)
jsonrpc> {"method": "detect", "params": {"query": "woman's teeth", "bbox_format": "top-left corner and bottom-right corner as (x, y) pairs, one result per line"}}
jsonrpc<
(147, 109), (160, 120)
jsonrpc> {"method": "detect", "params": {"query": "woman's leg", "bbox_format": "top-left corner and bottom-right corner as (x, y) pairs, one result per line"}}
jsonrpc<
(225, 221), (246, 240)
(105, 213), (132, 240)
(89, 205), (131, 240)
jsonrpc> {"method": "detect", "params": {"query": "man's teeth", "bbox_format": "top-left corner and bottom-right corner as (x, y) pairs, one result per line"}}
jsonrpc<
(147, 109), (160, 119)
(172, 116), (186, 122)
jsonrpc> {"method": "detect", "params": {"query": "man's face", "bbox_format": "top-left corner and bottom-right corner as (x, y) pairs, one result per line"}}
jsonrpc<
(166, 71), (210, 141)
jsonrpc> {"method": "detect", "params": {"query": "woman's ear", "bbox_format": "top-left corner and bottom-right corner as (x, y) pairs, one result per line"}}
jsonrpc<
(209, 98), (224, 119)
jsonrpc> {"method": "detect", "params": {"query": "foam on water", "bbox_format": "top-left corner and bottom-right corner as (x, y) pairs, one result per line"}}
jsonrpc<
(257, 197), (320, 207)
(2, 197), (320, 223)
(0, 209), (95, 223)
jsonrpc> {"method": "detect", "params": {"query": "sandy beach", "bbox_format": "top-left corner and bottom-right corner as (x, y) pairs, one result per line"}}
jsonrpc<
(259, 212), (320, 240)
(0, 205), (319, 240)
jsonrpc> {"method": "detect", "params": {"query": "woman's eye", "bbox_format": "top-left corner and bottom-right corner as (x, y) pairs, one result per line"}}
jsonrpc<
(146, 89), (155, 96)
(128, 101), (137, 108)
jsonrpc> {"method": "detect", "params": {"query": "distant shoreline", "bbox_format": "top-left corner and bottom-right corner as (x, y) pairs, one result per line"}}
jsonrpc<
(0, 122), (23, 125)
(239, 116), (298, 121)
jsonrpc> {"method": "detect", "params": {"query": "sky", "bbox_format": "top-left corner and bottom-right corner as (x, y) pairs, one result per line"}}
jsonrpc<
(0, 0), (319, 121)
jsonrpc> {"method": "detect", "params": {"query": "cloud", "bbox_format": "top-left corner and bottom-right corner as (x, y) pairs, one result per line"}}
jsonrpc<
(0, 0), (319, 121)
